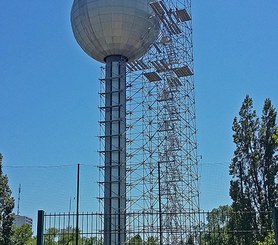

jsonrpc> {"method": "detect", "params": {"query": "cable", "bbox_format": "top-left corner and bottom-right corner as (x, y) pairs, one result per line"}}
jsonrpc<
(2, 161), (231, 169)
(2, 163), (99, 169)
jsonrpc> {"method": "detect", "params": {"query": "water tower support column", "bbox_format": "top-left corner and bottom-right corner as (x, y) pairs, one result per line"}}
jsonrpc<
(103, 55), (127, 245)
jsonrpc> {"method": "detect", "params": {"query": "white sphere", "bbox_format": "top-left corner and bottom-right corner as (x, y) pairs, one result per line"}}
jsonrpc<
(71, 0), (160, 63)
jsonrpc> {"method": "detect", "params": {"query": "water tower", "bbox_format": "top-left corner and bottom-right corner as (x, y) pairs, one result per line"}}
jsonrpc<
(71, 1), (160, 244)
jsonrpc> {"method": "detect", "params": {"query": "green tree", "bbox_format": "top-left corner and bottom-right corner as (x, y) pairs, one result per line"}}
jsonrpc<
(12, 224), (33, 245)
(58, 231), (74, 245)
(273, 127), (278, 144)
(144, 236), (158, 245)
(201, 205), (231, 245)
(0, 153), (15, 245)
(186, 235), (194, 244)
(26, 236), (36, 245)
(257, 232), (275, 245)
(229, 96), (278, 244)
(57, 228), (82, 245)
(45, 227), (89, 245)
(44, 227), (58, 245)
(258, 99), (278, 231)
(82, 236), (103, 245)
(127, 234), (143, 245)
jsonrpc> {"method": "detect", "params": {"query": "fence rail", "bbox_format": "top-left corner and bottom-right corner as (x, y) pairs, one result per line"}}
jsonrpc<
(37, 209), (276, 245)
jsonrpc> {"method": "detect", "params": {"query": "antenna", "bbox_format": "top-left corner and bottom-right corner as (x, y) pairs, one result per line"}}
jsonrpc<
(17, 184), (21, 215)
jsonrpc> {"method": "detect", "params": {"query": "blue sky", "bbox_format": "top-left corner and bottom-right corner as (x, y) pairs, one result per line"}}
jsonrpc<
(0, 0), (277, 232)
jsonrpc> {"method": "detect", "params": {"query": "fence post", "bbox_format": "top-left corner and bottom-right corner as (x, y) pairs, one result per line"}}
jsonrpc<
(273, 207), (278, 245)
(37, 210), (45, 245)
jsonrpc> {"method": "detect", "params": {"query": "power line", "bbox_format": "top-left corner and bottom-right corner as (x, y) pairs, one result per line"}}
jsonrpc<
(2, 163), (98, 169)
(2, 161), (231, 169)
(200, 161), (230, 166)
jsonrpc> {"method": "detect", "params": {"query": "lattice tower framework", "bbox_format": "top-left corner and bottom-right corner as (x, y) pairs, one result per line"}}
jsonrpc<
(98, 0), (200, 244)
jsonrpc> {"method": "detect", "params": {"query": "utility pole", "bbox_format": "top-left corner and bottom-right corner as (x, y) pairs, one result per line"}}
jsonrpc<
(17, 184), (21, 215)
(76, 164), (80, 245)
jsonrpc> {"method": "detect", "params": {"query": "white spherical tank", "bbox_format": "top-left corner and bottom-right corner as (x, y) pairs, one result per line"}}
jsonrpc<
(71, 0), (160, 63)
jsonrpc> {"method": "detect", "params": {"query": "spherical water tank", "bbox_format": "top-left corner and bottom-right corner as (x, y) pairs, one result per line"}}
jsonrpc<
(71, 0), (160, 63)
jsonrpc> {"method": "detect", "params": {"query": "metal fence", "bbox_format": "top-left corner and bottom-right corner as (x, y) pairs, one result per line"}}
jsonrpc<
(37, 210), (275, 245)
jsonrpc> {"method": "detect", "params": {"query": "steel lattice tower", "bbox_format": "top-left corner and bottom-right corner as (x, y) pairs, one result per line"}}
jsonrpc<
(98, 0), (200, 244)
